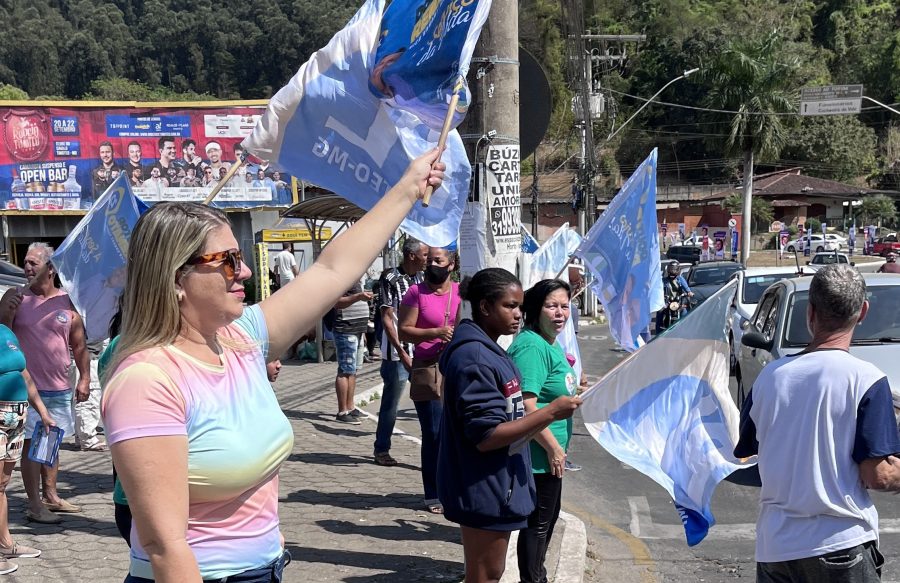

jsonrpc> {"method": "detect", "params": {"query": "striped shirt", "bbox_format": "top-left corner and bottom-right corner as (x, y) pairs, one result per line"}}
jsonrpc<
(378, 266), (422, 361)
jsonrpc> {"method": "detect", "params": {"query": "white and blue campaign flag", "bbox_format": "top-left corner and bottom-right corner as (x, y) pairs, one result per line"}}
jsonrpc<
(521, 225), (539, 253)
(524, 223), (584, 380)
(242, 0), (490, 247)
(370, 0), (490, 129)
(574, 149), (663, 351)
(52, 173), (147, 342)
(579, 281), (754, 546)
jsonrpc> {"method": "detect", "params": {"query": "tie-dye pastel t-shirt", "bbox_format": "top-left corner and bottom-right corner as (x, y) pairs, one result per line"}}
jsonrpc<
(101, 305), (294, 580)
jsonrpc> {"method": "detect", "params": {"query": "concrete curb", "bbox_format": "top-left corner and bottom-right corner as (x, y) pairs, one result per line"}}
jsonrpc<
(362, 382), (586, 583)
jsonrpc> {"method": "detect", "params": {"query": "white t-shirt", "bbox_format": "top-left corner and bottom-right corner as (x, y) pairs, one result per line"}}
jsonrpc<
(735, 349), (900, 562)
(273, 250), (297, 284)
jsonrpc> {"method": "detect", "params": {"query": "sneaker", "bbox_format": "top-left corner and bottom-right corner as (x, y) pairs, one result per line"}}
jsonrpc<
(348, 409), (363, 418)
(564, 460), (582, 472)
(0, 560), (16, 575)
(335, 413), (361, 425)
(0, 542), (40, 559)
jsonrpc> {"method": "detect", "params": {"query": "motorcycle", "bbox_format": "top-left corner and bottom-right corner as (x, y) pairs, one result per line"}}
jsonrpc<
(658, 291), (690, 332)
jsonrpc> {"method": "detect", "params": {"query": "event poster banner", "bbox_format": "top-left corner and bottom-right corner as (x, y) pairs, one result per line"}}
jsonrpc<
(485, 144), (521, 255)
(0, 104), (295, 210)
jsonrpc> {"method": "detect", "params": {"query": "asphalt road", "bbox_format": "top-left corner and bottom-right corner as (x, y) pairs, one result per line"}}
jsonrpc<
(565, 322), (900, 583)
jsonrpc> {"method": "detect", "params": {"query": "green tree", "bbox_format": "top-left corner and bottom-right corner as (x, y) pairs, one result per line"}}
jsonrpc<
(781, 115), (877, 181)
(723, 193), (774, 234)
(859, 195), (897, 227)
(701, 32), (796, 264)
(0, 83), (28, 100)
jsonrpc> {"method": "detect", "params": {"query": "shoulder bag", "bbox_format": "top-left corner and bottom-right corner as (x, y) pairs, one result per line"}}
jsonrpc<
(409, 286), (454, 402)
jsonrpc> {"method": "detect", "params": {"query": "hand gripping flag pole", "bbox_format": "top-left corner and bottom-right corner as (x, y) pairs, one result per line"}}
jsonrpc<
(422, 77), (464, 208)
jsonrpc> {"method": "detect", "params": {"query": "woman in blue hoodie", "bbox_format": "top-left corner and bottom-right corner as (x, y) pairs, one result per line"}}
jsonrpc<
(437, 268), (581, 583)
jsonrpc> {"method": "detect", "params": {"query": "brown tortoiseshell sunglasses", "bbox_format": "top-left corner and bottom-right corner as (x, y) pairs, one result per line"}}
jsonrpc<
(184, 249), (243, 280)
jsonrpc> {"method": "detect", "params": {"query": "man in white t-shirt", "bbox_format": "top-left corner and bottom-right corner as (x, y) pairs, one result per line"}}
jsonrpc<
(273, 243), (299, 287)
(736, 264), (900, 582)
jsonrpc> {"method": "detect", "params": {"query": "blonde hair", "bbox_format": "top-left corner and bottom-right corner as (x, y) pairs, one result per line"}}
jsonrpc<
(103, 202), (230, 381)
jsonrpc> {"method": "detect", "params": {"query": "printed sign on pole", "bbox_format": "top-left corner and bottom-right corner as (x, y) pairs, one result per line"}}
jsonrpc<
(485, 144), (521, 257)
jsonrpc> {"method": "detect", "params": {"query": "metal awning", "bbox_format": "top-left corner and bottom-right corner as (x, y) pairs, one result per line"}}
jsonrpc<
(280, 195), (365, 222)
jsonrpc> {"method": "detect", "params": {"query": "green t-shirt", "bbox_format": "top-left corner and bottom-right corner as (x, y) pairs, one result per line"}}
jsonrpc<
(99, 337), (127, 506)
(507, 328), (577, 474)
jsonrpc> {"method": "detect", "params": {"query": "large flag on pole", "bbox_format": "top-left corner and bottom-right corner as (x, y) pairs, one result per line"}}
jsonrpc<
(52, 173), (147, 342)
(573, 149), (663, 351)
(579, 281), (754, 546)
(523, 223), (583, 380)
(242, 0), (491, 247)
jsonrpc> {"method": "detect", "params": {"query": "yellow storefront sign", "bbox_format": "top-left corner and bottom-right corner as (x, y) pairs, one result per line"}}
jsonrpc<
(260, 227), (333, 242)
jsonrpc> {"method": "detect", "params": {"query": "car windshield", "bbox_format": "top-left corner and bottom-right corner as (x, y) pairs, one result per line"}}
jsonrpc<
(785, 286), (900, 346)
(813, 255), (847, 265)
(742, 274), (794, 304)
(688, 265), (742, 286)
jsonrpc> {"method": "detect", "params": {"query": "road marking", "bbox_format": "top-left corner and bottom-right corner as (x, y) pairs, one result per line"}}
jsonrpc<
(628, 496), (900, 540)
(562, 500), (657, 583)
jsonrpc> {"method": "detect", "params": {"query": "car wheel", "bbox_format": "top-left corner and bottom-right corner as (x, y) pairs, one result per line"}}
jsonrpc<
(787, 245), (795, 253)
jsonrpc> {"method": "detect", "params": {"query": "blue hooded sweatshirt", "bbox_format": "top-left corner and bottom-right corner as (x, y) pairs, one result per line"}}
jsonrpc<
(437, 319), (535, 530)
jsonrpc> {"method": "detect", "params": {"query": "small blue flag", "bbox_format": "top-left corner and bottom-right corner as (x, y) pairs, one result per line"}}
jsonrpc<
(52, 173), (148, 342)
(574, 149), (663, 351)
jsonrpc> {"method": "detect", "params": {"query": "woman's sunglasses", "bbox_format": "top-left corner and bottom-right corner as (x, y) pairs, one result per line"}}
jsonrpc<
(185, 249), (243, 280)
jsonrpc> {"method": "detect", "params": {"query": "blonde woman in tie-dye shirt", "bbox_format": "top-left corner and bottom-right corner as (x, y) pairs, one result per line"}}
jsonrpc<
(101, 150), (445, 583)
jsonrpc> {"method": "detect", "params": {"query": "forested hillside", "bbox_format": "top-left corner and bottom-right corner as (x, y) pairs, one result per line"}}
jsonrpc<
(0, 0), (897, 189)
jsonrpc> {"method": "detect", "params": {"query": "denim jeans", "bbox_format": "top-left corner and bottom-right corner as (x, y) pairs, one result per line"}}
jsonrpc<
(124, 550), (291, 583)
(517, 472), (563, 583)
(413, 399), (442, 501)
(374, 359), (409, 454)
(757, 542), (883, 583)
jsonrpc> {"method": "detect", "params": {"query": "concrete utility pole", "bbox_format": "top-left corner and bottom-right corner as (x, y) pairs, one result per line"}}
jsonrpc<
(457, 0), (520, 278)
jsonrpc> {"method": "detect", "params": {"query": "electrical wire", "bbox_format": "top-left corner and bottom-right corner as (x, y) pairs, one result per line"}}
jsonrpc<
(599, 85), (900, 117)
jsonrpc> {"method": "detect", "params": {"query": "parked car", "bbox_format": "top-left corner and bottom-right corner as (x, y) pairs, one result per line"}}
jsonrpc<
(727, 267), (800, 372)
(873, 234), (900, 257)
(804, 252), (854, 272)
(824, 233), (848, 248)
(783, 234), (839, 253)
(680, 235), (713, 248)
(685, 261), (744, 306)
(735, 274), (900, 420)
(0, 259), (25, 296)
(665, 245), (701, 265)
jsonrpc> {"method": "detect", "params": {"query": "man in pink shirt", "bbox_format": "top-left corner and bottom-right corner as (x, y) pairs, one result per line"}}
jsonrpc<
(0, 243), (90, 524)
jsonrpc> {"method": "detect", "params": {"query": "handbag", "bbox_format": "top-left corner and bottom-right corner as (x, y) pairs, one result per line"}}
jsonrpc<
(409, 287), (454, 402)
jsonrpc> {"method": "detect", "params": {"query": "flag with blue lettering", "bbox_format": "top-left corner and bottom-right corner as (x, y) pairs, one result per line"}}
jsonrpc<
(579, 281), (754, 546)
(52, 173), (147, 342)
(523, 223), (583, 380)
(573, 149), (663, 351)
(521, 225), (539, 253)
(242, 0), (490, 247)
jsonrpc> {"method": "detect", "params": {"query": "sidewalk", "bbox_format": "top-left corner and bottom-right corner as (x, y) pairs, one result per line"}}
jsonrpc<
(2, 357), (585, 582)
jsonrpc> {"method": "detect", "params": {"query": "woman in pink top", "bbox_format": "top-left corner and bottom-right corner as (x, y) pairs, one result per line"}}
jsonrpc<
(398, 246), (461, 513)
(100, 150), (445, 583)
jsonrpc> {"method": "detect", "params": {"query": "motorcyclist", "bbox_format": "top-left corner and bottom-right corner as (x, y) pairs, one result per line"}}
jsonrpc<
(656, 263), (691, 333)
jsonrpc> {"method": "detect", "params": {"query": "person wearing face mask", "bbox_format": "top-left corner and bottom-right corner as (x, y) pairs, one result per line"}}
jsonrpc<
(398, 246), (461, 514)
(507, 279), (578, 583)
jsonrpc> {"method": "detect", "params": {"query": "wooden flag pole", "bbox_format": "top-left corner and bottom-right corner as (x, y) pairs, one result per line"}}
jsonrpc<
(422, 90), (460, 208)
(203, 156), (247, 205)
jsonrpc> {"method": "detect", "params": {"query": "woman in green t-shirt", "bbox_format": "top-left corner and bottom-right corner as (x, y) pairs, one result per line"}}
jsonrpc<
(507, 279), (578, 583)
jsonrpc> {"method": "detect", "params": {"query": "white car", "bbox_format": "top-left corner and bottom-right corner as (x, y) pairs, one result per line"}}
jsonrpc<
(736, 274), (900, 421)
(783, 234), (839, 253)
(804, 252), (853, 272)
(727, 267), (800, 372)
(680, 235), (714, 248)
(824, 233), (847, 247)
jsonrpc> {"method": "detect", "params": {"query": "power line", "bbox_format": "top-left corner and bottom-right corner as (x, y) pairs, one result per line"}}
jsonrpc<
(600, 85), (900, 117)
